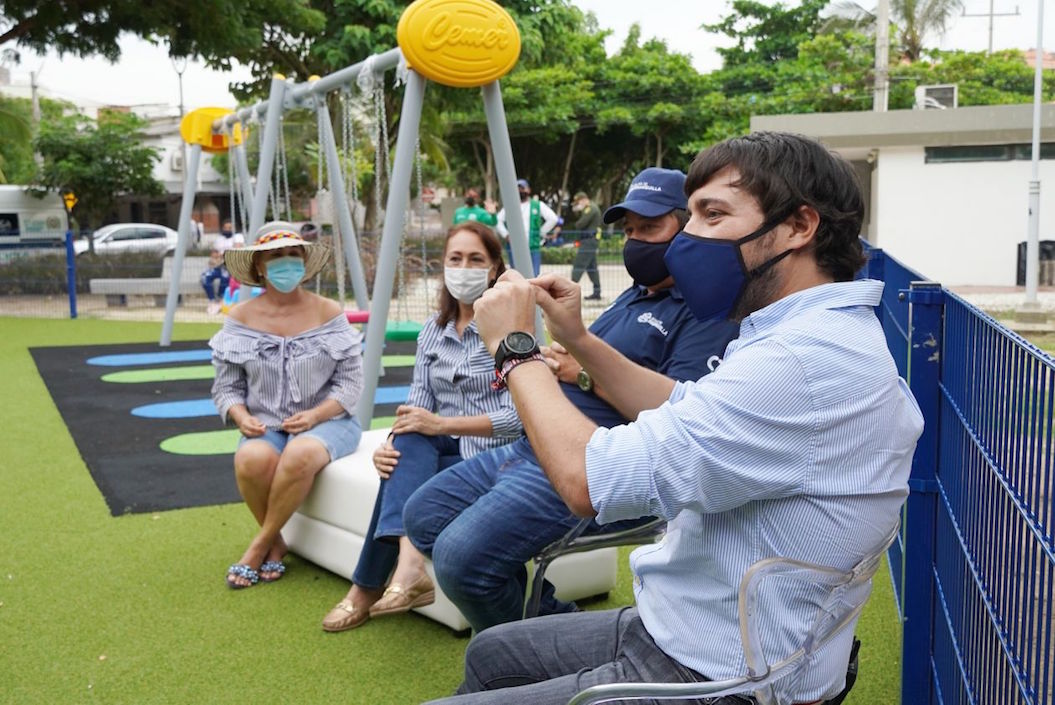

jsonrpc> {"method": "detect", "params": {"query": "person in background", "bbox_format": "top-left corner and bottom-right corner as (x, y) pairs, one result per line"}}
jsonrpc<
(496, 178), (558, 276)
(210, 221), (363, 590)
(203, 219), (245, 314)
(320, 221), (522, 632)
(454, 188), (498, 227)
(568, 191), (602, 300)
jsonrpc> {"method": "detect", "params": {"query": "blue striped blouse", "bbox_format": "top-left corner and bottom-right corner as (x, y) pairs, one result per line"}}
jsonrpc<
(209, 313), (364, 429)
(585, 280), (924, 702)
(406, 314), (522, 459)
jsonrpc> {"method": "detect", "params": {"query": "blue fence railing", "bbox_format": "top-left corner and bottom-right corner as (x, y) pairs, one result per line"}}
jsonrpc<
(864, 245), (1055, 705)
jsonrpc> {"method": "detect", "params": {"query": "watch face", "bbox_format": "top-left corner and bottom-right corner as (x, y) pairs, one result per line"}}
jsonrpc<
(505, 331), (536, 354)
(576, 369), (593, 392)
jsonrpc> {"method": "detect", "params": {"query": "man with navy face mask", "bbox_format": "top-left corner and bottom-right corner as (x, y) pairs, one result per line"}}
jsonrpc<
(404, 168), (740, 636)
(428, 132), (924, 705)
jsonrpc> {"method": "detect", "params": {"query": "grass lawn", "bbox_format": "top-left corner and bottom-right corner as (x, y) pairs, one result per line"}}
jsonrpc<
(0, 316), (901, 704)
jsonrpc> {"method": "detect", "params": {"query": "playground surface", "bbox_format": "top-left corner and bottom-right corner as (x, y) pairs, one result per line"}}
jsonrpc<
(0, 316), (903, 703)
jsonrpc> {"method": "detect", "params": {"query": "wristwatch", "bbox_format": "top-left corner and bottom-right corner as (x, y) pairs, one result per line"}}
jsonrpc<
(494, 331), (540, 370)
(576, 368), (594, 392)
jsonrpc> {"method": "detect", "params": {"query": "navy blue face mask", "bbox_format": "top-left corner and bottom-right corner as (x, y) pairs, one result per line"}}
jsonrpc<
(663, 213), (796, 321)
(623, 238), (673, 287)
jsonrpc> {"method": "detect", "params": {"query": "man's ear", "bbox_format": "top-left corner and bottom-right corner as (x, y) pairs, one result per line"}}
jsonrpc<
(785, 204), (821, 251)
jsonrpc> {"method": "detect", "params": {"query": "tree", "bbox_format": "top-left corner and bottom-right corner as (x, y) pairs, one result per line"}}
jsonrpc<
(703, 0), (831, 67)
(34, 111), (162, 251)
(0, 94), (70, 184)
(0, 1), (324, 66)
(822, 0), (965, 62)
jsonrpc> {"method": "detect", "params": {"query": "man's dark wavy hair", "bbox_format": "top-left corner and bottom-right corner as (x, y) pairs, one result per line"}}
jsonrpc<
(685, 132), (866, 282)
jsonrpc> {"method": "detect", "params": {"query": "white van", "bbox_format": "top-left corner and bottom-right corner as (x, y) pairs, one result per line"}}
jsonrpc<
(0, 185), (69, 252)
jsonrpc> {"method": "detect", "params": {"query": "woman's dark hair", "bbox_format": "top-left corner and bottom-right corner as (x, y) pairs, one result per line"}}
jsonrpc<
(685, 132), (866, 281)
(436, 220), (507, 328)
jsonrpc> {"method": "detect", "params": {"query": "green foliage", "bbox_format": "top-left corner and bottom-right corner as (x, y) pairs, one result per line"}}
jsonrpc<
(0, 250), (165, 295)
(704, 0), (831, 66)
(0, 0), (325, 67)
(822, 0), (965, 61)
(0, 94), (69, 185)
(33, 111), (162, 232)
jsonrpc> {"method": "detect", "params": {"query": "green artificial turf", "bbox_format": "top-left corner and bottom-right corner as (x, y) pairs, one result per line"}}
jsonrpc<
(0, 316), (901, 704)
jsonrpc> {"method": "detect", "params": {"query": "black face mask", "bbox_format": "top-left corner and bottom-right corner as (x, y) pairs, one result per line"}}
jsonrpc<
(465, 197), (477, 207)
(623, 238), (673, 287)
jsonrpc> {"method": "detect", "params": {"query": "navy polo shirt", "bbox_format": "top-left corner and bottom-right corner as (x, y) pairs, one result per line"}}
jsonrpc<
(560, 284), (741, 428)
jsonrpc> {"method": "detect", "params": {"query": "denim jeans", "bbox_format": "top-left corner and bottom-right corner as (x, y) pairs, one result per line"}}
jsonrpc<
(200, 266), (229, 301)
(404, 437), (647, 632)
(423, 607), (742, 705)
(351, 432), (461, 590)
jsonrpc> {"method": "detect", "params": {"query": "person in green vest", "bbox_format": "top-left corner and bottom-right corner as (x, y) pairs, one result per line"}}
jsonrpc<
(453, 188), (497, 227)
(569, 191), (603, 300)
(497, 178), (558, 276)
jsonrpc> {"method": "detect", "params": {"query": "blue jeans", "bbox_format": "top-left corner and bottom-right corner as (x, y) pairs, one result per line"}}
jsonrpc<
(404, 437), (645, 632)
(201, 266), (229, 301)
(423, 607), (733, 705)
(351, 432), (461, 590)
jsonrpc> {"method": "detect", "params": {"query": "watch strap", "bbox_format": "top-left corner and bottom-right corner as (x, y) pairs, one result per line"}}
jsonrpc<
(491, 353), (545, 391)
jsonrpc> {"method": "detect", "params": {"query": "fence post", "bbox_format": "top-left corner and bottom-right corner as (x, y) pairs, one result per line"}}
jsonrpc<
(64, 227), (77, 319)
(900, 280), (943, 705)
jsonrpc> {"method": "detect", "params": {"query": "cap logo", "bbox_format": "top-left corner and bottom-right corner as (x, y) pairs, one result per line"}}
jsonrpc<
(628, 182), (664, 193)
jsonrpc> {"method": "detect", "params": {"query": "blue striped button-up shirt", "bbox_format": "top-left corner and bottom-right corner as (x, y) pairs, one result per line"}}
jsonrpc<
(406, 315), (522, 459)
(209, 313), (364, 428)
(585, 280), (924, 701)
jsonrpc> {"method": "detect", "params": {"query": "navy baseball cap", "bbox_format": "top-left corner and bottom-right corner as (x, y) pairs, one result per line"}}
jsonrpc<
(603, 167), (687, 224)
(516, 178), (530, 190)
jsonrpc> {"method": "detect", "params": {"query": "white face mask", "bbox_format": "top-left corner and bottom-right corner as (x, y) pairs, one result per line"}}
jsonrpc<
(444, 266), (491, 304)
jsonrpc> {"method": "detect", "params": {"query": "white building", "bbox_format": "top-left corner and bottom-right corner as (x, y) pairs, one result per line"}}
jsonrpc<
(753, 103), (1055, 287)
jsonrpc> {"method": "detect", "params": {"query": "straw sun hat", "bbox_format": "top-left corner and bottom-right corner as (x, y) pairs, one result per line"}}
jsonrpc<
(224, 221), (331, 287)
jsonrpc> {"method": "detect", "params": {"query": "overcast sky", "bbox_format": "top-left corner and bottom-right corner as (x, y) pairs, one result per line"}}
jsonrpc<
(5, 0), (1052, 109)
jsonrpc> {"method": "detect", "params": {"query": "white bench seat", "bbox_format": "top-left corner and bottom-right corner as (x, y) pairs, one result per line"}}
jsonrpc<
(89, 256), (210, 305)
(282, 428), (618, 632)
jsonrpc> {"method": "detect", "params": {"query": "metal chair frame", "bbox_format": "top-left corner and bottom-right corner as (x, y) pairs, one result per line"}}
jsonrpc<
(524, 516), (667, 620)
(565, 521), (900, 705)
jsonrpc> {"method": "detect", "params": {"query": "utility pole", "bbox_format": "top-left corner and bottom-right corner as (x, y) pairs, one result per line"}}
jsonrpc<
(874, 0), (890, 112)
(30, 66), (42, 166)
(962, 1), (1020, 54)
(1022, 0), (1045, 313)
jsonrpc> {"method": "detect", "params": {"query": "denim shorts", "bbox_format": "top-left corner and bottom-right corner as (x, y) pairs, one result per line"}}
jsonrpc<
(239, 415), (362, 463)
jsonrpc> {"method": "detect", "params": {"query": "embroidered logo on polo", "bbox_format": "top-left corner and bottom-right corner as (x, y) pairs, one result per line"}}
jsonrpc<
(637, 312), (669, 336)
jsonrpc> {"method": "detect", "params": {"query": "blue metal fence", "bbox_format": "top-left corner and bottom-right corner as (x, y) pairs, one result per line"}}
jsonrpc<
(864, 246), (1055, 705)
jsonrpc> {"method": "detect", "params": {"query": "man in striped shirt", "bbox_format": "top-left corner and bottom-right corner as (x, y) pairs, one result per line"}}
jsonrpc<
(428, 132), (924, 705)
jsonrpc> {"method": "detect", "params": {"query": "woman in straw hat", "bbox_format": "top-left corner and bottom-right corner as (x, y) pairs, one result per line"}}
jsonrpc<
(209, 221), (364, 589)
(321, 221), (522, 631)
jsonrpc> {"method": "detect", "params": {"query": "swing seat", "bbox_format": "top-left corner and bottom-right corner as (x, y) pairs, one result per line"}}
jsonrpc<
(345, 310), (370, 325)
(385, 320), (424, 341)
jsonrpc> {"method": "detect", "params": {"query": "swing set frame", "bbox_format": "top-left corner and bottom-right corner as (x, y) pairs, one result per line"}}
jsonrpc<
(160, 1), (538, 430)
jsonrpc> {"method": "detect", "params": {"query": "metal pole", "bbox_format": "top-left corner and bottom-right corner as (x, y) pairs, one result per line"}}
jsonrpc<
(64, 226), (77, 319)
(160, 143), (202, 346)
(482, 80), (545, 338)
(232, 140), (255, 233)
(357, 69), (427, 429)
(248, 76), (288, 242)
(316, 96), (370, 313)
(1025, 0), (1045, 305)
(874, 0), (890, 112)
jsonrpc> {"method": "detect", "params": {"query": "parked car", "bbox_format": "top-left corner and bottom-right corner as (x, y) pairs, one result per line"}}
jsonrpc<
(74, 223), (180, 255)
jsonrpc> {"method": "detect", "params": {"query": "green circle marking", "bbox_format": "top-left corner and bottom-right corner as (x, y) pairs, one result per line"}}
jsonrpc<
(160, 429), (241, 456)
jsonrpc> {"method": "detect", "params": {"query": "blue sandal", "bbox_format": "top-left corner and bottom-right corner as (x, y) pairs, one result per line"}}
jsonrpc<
(225, 563), (260, 589)
(259, 560), (286, 583)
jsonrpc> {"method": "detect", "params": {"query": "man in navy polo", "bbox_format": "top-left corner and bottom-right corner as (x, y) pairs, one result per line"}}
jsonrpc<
(403, 167), (740, 632)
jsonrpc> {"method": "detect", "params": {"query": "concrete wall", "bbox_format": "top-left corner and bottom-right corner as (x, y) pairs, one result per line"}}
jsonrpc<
(872, 147), (1055, 286)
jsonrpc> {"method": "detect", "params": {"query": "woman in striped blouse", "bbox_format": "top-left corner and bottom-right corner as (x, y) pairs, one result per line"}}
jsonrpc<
(210, 222), (364, 589)
(321, 221), (522, 632)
